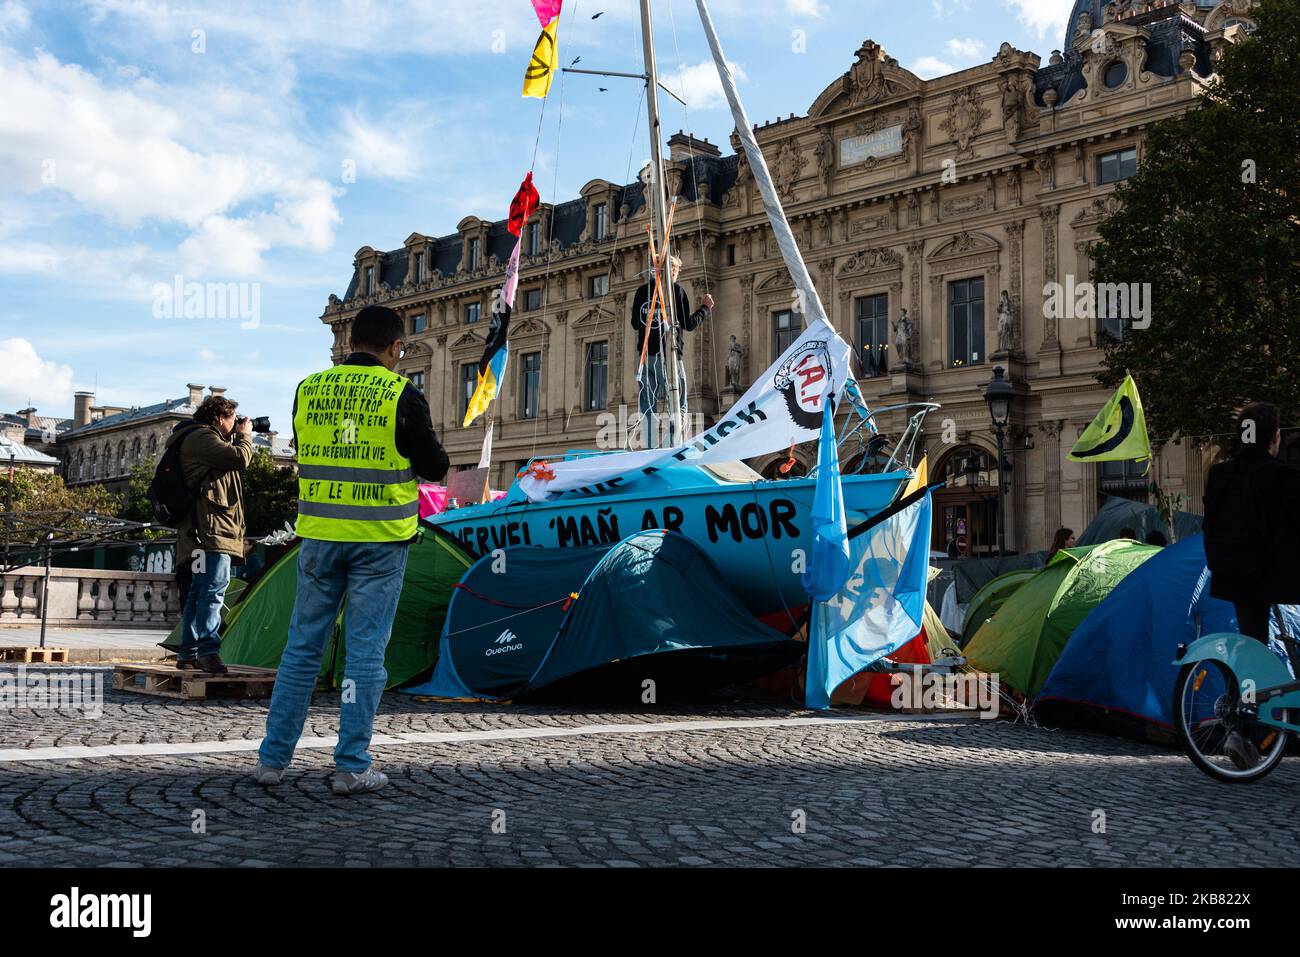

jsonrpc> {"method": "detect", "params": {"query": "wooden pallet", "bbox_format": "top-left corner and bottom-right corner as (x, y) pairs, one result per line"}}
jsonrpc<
(0, 646), (70, 664)
(111, 663), (277, 700)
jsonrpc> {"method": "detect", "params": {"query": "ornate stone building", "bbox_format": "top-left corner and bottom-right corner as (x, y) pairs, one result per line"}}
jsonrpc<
(319, 0), (1261, 556)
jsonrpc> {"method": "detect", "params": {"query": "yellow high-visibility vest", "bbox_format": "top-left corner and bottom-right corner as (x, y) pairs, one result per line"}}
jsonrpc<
(293, 364), (419, 542)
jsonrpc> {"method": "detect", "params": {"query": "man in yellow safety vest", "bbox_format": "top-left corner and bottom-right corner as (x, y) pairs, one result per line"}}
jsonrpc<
(255, 305), (449, 795)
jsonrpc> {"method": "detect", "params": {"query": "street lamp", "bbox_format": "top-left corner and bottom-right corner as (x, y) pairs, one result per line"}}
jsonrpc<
(983, 366), (1013, 555)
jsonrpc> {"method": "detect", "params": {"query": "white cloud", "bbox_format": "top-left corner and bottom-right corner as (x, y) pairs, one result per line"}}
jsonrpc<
(0, 338), (74, 410)
(339, 109), (424, 183)
(666, 60), (748, 111)
(1004, 0), (1075, 41)
(786, 0), (827, 17)
(0, 1), (29, 36)
(910, 56), (957, 79)
(946, 37), (985, 59)
(0, 47), (341, 279)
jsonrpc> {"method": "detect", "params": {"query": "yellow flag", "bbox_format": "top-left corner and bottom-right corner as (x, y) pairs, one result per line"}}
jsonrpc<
(523, 17), (559, 99)
(1068, 374), (1152, 466)
(903, 453), (928, 498)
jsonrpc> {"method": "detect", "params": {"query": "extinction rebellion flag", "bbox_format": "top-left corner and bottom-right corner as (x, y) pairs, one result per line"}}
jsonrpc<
(523, 1), (563, 99)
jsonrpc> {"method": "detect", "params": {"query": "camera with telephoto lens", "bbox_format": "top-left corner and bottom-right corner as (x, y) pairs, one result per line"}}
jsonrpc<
(237, 415), (272, 434)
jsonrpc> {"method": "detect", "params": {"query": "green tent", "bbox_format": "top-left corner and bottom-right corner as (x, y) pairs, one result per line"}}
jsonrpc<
(962, 540), (1160, 697)
(167, 528), (473, 690)
(961, 569), (1037, 642)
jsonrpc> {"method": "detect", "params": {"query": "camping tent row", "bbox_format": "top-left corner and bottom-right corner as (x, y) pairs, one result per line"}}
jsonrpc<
(960, 534), (1299, 734)
(163, 522), (961, 705)
(167, 527), (804, 700)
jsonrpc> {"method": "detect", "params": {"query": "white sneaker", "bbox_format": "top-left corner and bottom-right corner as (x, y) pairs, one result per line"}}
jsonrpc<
(332, 769), (388, 795)
(253, 763), (284, 786)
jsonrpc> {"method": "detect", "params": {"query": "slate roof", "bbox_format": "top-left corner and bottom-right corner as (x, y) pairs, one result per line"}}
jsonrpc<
(61, 398), (196, 439)
(341, 153), (738, 301)
(0, 433), (59, 466)
(1037, 1), (1216, 108)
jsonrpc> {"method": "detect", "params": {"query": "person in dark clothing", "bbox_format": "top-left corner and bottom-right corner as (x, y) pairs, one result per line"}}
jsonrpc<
(1047, 527), (1075, 562)
(631, 255), (713, 449)
(1144, 529), (1168, 548)
(1204, 401), (1300, 643)
(1203, 401), (1300, 770)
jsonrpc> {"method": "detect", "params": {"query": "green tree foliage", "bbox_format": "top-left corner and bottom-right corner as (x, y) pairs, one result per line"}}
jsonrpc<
(1, 468), (122, 545)
(119, 461), (156, 525)
(1091, 0), (1300, 442)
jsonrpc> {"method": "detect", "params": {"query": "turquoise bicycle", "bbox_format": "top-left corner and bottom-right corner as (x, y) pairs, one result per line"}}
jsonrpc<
(1173, 608), (1300, 783)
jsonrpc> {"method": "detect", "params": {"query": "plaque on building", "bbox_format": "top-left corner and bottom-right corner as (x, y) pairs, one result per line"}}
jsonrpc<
(839, 125), (903, 167)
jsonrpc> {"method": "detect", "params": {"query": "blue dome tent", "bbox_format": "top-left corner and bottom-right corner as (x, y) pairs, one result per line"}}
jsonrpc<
(1037, 533), (1299, 735)
(404, 530), (802, 701)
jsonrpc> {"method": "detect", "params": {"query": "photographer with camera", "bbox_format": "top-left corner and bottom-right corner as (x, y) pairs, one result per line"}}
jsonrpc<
(164, 394), (255, 674)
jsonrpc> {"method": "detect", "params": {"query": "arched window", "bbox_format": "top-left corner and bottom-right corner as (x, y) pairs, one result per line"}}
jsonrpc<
(117, 441), (126, 475)
(131, 437), (141, 465)
(89, 448), (98, 479)
(148, 434), (158, 458)
(76, 450), (84, 481)
(938, 446), (997, 488)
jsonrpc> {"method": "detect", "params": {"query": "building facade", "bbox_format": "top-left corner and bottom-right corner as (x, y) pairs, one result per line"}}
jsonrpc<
(319, 0), (1261, 556)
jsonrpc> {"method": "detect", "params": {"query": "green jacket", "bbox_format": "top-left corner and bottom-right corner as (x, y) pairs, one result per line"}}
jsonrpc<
(166, 422), (254, 559)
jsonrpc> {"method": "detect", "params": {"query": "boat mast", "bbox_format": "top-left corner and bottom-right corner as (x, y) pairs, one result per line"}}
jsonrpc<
(639, 0), (684, 445)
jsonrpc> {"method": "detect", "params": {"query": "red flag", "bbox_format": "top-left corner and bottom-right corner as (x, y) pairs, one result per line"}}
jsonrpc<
(507, 172), (540, 237)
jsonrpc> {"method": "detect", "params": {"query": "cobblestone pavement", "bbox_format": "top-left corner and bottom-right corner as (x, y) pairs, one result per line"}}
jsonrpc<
(1, 667), (1297, 867)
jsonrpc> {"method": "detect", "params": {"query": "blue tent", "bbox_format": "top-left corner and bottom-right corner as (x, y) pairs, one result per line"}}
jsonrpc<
(1037, 533), (1298, 730)
(403, 529), (802, 701)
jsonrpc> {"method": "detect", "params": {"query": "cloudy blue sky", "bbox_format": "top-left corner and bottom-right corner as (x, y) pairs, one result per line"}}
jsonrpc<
(0, 0), (1076, 433)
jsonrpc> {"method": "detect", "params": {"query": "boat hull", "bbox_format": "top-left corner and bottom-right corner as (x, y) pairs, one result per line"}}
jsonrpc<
(430, 471), (907, 619)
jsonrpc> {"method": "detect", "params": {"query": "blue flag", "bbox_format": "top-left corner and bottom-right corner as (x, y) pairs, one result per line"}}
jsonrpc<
(805, 487), (933, 710)
(801, 402), (850, 601)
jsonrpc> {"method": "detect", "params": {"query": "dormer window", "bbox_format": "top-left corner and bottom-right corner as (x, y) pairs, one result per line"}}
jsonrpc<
(594, 203), (609, 241)
(527, 221), (541, 256)
(1103, 61), (1127, 89)
(413, 252), (425, 281)
(365, 266), (375, 294)
(469, 238), (481, 270)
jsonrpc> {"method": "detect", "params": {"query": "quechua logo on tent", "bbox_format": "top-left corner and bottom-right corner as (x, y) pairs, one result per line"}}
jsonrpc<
(486, 629), (524, 656)
(773, 340), (832, 430)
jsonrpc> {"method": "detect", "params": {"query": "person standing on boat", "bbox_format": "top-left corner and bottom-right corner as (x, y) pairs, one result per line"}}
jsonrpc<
(631, 254), (714, 448)
(255, 305), (449, 796)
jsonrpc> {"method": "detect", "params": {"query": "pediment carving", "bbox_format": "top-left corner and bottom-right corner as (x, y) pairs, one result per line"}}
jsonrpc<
(928, 230), (1000, 260)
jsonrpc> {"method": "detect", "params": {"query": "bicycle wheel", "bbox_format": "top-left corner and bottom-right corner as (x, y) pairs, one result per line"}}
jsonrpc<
(1173, 660), (1289, 783)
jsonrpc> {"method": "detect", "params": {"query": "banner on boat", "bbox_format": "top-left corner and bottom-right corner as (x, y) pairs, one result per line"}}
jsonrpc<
(805, 484), (933, 710)
(518, 317), (853, 501)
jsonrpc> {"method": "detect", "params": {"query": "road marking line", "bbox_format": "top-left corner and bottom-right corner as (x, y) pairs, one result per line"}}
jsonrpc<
(0, 712), (971, 764)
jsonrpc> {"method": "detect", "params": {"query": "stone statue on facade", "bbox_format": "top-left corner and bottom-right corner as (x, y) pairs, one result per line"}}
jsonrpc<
(726, 335), (744, 389)
(1001, 75), (1024, 141)
(995, 290), (1017, 356)
(892, 308), (913, 370)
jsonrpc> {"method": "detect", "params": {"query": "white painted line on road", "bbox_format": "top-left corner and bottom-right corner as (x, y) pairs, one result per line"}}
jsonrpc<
(0, 712), (972, 765)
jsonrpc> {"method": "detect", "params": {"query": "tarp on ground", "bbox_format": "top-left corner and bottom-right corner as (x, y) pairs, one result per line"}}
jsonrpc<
(962, 569), (1037, 643)
(215, 526), (473, 690)
(1076, 494), (1203, 546)
(405, 529), (803, 701)
(1037, 533), (1300, 729)
(963, 539), (1160, 697)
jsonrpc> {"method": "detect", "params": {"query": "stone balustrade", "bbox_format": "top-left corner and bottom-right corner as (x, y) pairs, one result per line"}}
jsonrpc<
(0, 568), (182, 627)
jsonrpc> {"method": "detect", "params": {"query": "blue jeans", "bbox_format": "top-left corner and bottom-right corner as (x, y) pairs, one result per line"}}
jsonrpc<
(639, 353), (687, 449)
(178, 551), (231, 660)
(258, 538), (409, 773)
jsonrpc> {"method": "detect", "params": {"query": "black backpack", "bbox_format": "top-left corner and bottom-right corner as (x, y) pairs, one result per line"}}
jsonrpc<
(147, 430), (199, 525)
